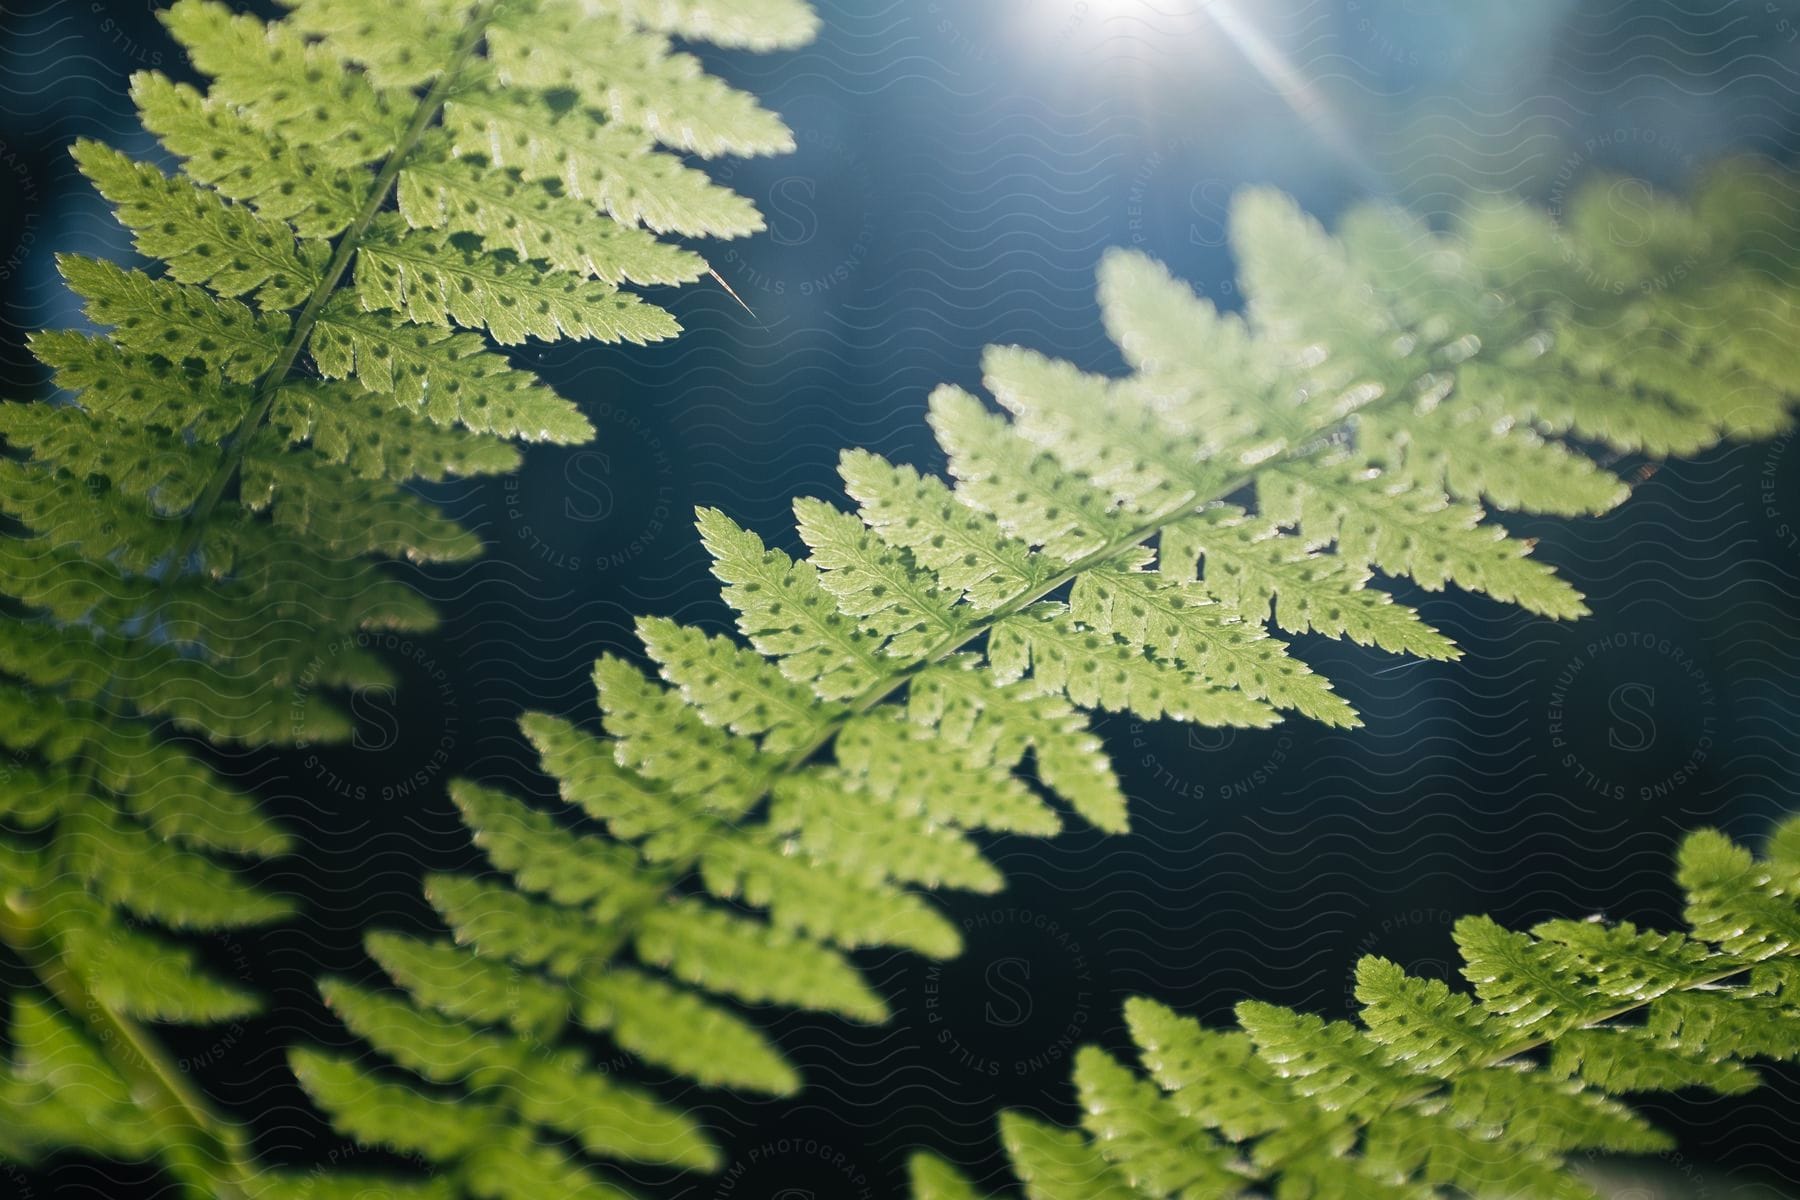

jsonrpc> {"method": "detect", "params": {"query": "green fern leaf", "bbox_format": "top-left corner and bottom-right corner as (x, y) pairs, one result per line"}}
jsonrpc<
(54, 895), (263, 1023)
(449, 781), (654, 911)
(1235, 1000), (1417, 1119)
(487, 2), (795, 158)
(931, 383), (1135, 560)
(1357, 404), (1631, 519)
(592, 653), (774, 821)
(796, 496), (971, 661)
(366, 931), (568, 1036)
(1260, 462), (1589, 619)
(1678, 827), (1800, 958)
(320, 979), (719, 1169)
(443, 83), (765, 237)
(282, 0), (466, 88)
(699, 506), (888, 699)
(840, 449), (1053, 609)
(131, 72), (366, 237)
(1074, 1046), (1243, 1198)
(164, 0), (404, 167)
(60, 254), (287, 383)
(58, 801), (293, 929)
(934, 821), (1800, 1200)
(459, 1137), (637, 1200)
(910, 1153), (994, 1200)
(1448, 1068), (1668, 1155)
(906, 660), (1127, 832)
(577, 969), (800, 1094)
(697, 835), (962, 956)
(835, 709), (1063, 835)
(990, 602), (1281, 726)
(603, 0), (821, 50)
(980, 346), (1251, 515)
(246, 1173), (458, 1200)
(769, 770), (1005, 891)
(637, 615), (847, 754)
(1160, 510), (1458, 661)
(355, 219), (679, 344)
(1352, 957), (1502, 1073)
(74, 140), (329, 307)
(292, 1050), (495, 1157)
(1070, 564), (1358, 726)
(999, 1113), (1143, 1200)
(1550, 1026), (1760, 1095)
(355, 163), (1800, 1194)
(268, 380), (521, 480)
(0, 994), (166, 1161)
(397, 151), (706, 285)
(26, 327), (246, 437)
(633, 897), (888, 1020)
(3, 0), (814, 1192)
(309, 298), (593, 439)
(521, 710), (687, 841)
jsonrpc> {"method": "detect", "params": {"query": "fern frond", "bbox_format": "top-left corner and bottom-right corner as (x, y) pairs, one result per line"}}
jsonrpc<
(442, 84), (764, 237)
(486, 0), (796, 158)
(1159, 508), (1459, 661)
(354, 219), (680, 344)
(165, 0), (406, 166)
(396, 152), (706, 285)
(918, 819), (1800, 1200)
(600, 0), (821, 51)
(313, 170), (1799, 1197)
(1, 0), (812, 1192)
(73, 140), (331, 308)
(131, 72), (367, 238)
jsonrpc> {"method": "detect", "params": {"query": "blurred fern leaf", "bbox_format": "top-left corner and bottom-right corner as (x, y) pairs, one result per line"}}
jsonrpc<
(0, 0), (811, 1192)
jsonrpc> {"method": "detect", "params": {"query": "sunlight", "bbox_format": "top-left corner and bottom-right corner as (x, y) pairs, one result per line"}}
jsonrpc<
(1002, 0), (1231, 67)
(1200, 0), (1384, 189)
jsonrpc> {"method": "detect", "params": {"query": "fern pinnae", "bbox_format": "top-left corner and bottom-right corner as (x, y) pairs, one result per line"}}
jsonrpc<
(312, 169), (1799, 1195)
(913, 819), (1800, 1200)
(1, 0), (812, 1194)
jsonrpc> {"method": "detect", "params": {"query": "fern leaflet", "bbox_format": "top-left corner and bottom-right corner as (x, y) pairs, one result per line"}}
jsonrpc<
(0, 0), (812, 1194)
(911, 818), (1800, 1200)
(305, 168), (1800, 1195)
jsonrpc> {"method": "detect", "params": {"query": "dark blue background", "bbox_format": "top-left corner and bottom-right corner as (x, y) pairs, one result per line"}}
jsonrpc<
(4, 1), (1800, 1196)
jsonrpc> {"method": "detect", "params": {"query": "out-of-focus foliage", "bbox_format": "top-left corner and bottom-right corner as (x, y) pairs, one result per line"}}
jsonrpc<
(0, 0), (813, 1193)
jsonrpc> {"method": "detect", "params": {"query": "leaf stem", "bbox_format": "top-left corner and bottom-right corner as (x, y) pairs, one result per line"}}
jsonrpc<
(176, 0), (507, 555)
(0, 892), (256, 1200)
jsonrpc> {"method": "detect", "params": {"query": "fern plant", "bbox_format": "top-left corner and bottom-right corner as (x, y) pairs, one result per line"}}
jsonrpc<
(301, 167), (1800, 1196)
(909, 817), (1800, 1200)
(0, 0), (814, 1194)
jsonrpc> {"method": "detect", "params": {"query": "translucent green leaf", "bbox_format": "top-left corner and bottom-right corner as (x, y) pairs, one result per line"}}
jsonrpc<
(163, 0), (403, 168)
(59, 255), (287, 384)
(998, 1113), (1142, 1200)
(132, 71), (366, 238)
(355, 221), (680, 345)
(443, 85), (763, 237)
(989, 602), (1281, 727)
(488, 3), (795, 159)
(398, 153), (705, 285)
(74, 139), (326, 308)
(697, 507), (886, 701)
